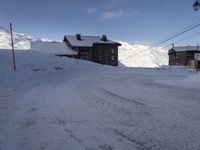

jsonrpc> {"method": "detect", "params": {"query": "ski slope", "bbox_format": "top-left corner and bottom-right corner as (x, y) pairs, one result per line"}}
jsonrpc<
(0, 26), (168, 68)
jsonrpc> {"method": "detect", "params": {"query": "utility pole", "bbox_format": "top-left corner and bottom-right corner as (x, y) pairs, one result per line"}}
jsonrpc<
(196, 43), (199, 74)
(192, 1), (200, 73)
(10, 22), (16, 71)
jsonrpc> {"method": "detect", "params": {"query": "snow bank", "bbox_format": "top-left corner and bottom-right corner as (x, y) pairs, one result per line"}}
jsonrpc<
(152, 66), (200, 88)
(0, 49), (106, 83)
(0, 50), (71, 73)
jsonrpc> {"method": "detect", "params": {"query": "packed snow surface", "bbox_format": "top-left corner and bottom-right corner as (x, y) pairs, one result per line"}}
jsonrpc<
(0, 26), (168, 67)
(0, 49), (200, 150)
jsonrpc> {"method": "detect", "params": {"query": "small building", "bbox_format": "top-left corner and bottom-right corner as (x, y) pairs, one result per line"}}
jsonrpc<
(31, 41), (77, 57)
(168, 46), (200, 68)
(63, 34), (121, 66)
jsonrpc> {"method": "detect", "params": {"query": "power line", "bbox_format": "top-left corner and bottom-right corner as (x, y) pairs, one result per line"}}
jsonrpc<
(165, 31), (200, 47)
(126, 22), (200, 60)
(152, 20), (200, 46)
(149, 23), (200, 48)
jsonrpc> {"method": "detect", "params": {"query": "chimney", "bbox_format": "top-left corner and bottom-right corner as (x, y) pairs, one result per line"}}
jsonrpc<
(101, 35), (107, 41)
(63, 35), (67, 43)
(76, 34), (81, 41)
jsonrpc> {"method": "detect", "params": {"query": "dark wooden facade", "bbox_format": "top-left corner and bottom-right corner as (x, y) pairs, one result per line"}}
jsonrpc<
(63, 35), (121, 66)
(168, 50), (200, 66)
(92, 44), (118, 66)
(74, 47), (92, 61)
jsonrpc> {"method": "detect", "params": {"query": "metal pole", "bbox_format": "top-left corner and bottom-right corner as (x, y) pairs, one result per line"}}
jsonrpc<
(196, 43), (199, 74)
(10, 22), (16, 71)
(76, 48), (79, 64)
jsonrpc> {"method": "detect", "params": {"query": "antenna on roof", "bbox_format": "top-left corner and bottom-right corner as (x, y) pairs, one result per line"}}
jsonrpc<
(63, 35), (67, 43)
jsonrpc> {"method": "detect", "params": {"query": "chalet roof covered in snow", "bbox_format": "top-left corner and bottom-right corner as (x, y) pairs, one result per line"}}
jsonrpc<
(174, 46), (199, 52)
(66, 35), (121, 47)
(31, 41), (77, 55)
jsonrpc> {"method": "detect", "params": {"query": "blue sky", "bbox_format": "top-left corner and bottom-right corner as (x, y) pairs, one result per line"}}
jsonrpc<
(0, 0), (200, 47)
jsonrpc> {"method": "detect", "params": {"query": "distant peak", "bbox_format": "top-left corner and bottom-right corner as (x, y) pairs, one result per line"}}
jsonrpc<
(0, 26), (9, 33)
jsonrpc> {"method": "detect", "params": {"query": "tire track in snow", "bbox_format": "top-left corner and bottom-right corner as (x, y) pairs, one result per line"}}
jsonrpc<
(101, 89), (145, 106)
(77, 76), (152, 127)
(75, 75), (165, 150)
(113, 129), (150, 150)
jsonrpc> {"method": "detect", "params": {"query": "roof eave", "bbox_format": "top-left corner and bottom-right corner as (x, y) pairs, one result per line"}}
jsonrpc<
(93, 42), (121, 46)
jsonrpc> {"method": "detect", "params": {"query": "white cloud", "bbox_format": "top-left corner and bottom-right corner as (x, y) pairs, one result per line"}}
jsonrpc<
(108, 0), (127, 5)
(100, 9), (126, 20)
(83, 7), (97, 14)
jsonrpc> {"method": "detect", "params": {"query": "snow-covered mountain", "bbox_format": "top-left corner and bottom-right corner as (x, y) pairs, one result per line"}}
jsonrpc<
(0, 26), (35, 49)
(0, 26), (51, 49)
(0, 26), (168, 67)
(118, 41), (168, 68)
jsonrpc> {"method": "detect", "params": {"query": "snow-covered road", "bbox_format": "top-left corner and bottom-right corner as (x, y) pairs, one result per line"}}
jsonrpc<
(1, 66), (200, 150)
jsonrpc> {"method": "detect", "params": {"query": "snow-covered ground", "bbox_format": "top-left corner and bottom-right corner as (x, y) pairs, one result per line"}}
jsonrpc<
(0, 26), (168, 68)
(0, 49), (200, 150)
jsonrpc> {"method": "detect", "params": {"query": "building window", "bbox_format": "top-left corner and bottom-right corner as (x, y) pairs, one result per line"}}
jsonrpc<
(99, 50), (102, 54)
(111, 49), (115, 53)
(111, 56), (115, 61)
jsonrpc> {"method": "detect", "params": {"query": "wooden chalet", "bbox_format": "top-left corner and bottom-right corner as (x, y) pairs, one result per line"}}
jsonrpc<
(63, 34), (121, 66)
(168, 46), (200, 68)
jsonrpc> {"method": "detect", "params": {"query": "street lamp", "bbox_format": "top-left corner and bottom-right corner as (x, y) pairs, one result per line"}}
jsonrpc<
(193, 0), (200, 11)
